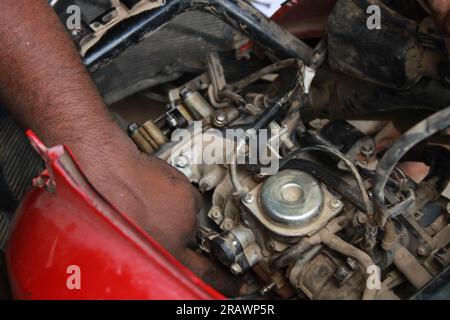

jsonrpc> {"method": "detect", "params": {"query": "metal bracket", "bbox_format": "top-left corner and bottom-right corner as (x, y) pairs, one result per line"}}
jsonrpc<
(80, 0), (166, 56)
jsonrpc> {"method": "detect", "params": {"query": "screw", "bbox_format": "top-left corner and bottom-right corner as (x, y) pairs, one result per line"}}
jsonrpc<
(356, 212), (368, 225)
(222, 218), (234, 230)
(70, 29), (81, 37)
(166, 113), (178, 128)
(346, 258), (359, 270)
(361, 141), (375, 157)
(259, 282), (276, 296)
(335, 266), (348, 280)
(210, 207), (222, 220)
(174, 155), (188, 169)
(242, 193), (255, 205)
(179, 87), (191, 98)
(215, 111), (226, 122)
(213, 110), (227, 128)
(417, 245), (428, 256)
(329, 199), (342, 210)
(230, 263), (243, 275)
(267, 241), (276, 252)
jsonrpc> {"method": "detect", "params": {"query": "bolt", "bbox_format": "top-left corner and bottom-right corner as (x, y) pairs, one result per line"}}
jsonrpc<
(335, 266), (348, 280)
(222, 218), (234, 230)
(417, 245), (428, 256)
(215, 111), (226, 122)
(267, 241), (276, 252)
(179, 87), (191, 98)
(259, 282), (276, 296)
(329, 199), (342, 210)
(199, 183), (209, 193)
(356, 212), (368, 225)
(230, 263), (243, 275)
(174, 155), (188, 169)
(213, 110), (227, 128)
(210, 207), (222, 220)
(242, 193), (255, 205)
(361, 140), (375, 157)
(346, 258), (359, 271)
(166, 113), (178, 128)
(71, 29), (81, 37)
(127, 123), (139, 135)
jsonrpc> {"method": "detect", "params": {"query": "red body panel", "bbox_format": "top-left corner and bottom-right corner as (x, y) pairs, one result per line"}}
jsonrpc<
(272, 0), (336, 39)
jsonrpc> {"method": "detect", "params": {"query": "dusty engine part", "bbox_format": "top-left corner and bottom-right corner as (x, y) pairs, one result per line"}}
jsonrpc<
(328, 0), (446, 89)
(242, 170), (343, 238)
(288, 248), (367, 300)
(208, 225), (262, 275)
(180, 88), (214, 120)
(128, 123), (155, 154)
(126, 46), (450, 299)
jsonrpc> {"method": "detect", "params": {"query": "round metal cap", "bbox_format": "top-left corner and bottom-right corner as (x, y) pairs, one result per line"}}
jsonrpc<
(259, 170), (324, 226)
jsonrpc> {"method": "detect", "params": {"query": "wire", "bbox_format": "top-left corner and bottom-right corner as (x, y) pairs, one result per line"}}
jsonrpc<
(373, 105), (450, 224)
(281, 145), (373, 215)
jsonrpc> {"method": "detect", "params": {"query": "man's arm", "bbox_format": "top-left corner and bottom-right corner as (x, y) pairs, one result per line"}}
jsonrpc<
(0, 1), (196, 257)
(0, 1), (241, 295)
(427, 0), (450, 35)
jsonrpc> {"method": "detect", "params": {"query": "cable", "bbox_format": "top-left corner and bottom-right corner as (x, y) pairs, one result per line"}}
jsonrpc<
(373, 105), (450, 224)
(281, 145), (373, 215)
(230, 59), (301, 93)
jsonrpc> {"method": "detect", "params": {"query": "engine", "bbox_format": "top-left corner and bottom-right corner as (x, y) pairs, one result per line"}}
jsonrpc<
(123, 45), (450, 299)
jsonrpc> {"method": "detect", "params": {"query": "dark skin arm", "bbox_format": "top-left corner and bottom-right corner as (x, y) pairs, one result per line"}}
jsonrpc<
(427, 0), (450, 35)
(0, 1), (239, 295)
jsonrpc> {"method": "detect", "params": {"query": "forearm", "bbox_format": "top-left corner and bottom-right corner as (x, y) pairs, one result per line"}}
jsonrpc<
(0, 1), (123, 152)
(427, 0), (450, 35)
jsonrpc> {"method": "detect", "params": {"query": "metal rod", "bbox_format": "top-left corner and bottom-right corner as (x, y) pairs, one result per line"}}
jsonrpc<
(83, 0), (313, 72)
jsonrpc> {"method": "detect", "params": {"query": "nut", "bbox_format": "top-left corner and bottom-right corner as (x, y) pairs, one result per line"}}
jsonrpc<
(329, 199), (342, 210)
(222, 218), (234, 230)
(417, 245), (429, 256)
(230, 263), (243, 275)
(174, 155), (189, 169)
(210, 207), (222, 220)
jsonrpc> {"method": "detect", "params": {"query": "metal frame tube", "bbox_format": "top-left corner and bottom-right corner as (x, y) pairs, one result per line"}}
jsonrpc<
(83, 0), (313, 71)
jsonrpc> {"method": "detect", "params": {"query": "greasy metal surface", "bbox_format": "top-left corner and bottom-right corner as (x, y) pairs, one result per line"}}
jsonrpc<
(244, 181), (342, 238)
(259, 170), (324, 226)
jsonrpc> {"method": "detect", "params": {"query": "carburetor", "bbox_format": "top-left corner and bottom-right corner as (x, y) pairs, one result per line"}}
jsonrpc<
(201, 169), (344, 278)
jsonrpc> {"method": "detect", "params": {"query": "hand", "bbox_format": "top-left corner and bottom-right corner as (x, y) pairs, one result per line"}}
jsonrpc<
(71, 126), (201, 255)
(70, 127), (242, 295)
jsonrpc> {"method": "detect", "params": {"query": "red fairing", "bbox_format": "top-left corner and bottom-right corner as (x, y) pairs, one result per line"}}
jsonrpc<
(5, 131), (223, 300)
(272, 0), (337, 39)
